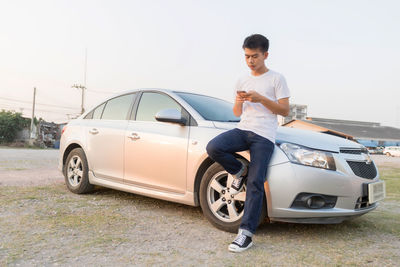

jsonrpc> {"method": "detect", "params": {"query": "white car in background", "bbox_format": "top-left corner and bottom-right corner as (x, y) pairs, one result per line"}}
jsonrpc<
(59, 88), (386, 232)
(383, 146), (400, 157)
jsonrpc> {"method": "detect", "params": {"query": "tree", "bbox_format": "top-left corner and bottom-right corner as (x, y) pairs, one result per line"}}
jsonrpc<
(0, 110), (30, 143)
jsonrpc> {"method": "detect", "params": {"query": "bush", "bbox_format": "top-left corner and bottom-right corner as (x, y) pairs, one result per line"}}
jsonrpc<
(0, 110), (30, 143)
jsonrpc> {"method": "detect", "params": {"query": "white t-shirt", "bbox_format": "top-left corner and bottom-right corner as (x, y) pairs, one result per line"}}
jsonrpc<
(235, 70), (290, 143)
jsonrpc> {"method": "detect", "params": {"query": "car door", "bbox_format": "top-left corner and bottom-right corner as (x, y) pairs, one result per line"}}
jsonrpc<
(124, 91), (190, 194)
(86, 93), (136, 181)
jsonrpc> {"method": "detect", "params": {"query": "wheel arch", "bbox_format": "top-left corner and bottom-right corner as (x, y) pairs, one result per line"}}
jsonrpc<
(62, 143), (84, 172)
(193, 152), (250, 206)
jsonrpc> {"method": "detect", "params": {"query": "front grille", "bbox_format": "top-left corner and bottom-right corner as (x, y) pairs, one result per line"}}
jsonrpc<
(347, 161), (377, 179)
(340, 148), (368, 154)
(354, 196), (376, 210)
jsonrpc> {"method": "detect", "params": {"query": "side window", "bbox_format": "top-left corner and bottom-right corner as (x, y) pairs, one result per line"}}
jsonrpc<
(84, 110), (94, 119)
(135, 92), (184, 122)
(92, 103), (106, 119)
(101, 94), (135, 120)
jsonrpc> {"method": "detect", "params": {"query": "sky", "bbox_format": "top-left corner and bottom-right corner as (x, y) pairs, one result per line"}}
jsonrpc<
(0, 0), (399, 127)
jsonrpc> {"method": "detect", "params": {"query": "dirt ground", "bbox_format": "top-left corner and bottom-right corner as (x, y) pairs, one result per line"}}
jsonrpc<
(0, 148), (399, 266)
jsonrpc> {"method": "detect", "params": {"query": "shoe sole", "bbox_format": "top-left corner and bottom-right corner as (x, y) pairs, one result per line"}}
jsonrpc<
(228, 242), (253, 253)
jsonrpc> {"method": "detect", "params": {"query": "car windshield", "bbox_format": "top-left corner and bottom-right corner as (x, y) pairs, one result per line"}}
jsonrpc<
(175, 92), (240, 122)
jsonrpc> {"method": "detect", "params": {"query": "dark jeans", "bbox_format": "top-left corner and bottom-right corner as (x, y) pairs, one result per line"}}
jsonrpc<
(206, 128), (275, 235)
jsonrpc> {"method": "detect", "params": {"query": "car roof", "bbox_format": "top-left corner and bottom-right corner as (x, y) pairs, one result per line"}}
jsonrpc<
(111, 88), (173, 96)
(79, 88), (211, 120)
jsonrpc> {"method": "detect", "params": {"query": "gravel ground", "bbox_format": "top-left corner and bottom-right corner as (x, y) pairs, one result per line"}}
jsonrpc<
(0, 148), (63, 186)
(0, 148), (399, 266)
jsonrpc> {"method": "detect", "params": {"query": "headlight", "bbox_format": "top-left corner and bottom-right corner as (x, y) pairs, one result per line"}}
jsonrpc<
(279, 143), (336, 171)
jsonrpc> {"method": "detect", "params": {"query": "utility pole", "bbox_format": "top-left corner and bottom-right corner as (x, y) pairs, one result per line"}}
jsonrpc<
(30, 87), (36, 139)
(72, 84), (86, 114)
(72, 49), (88, 115)
(84, 48), (87, 88)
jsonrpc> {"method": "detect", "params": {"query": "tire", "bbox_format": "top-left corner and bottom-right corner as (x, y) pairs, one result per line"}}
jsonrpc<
(63, 148), (94, 194)
(199, 161), (267, 233)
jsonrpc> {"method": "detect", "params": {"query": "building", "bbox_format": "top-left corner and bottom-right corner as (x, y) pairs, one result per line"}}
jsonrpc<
(279, 104), (308, 125)
(15, 118), (67, 148)
(283, 117), (400, 147)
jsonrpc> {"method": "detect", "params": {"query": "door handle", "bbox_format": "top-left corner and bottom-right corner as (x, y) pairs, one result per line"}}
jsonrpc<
(128, 132), (140, 140)
(89, 128), (99, 135)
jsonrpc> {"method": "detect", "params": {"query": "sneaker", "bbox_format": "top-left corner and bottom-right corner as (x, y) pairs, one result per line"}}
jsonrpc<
(228, 232), (253, 253)
(230, 165), (247, 195)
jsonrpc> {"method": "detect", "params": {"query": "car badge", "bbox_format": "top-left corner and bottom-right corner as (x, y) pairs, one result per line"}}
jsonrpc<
(362, 153), (372, 165)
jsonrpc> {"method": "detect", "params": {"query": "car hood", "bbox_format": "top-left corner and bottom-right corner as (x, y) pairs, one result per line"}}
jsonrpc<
(212, 121), (363, 153)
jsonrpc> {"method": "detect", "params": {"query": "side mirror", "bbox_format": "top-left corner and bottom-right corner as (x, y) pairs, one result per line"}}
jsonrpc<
(155, 109), (187, 125)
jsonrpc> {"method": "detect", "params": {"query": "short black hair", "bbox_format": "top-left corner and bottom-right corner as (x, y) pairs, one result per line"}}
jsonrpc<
(242, 34), (269, 52)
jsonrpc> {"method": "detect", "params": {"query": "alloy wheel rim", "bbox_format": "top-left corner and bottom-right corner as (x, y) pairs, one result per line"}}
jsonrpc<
(67, 155), (83, 187)
(207, 170), (246, 223)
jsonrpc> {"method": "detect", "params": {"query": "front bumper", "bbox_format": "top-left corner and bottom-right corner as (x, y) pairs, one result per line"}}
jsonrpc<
(269, 204), (378, 224)
(265, 158), (382, 223)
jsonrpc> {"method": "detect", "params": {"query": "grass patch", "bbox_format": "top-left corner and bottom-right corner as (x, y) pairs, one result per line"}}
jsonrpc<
(0, 184), (135, 264)
(344, 167), (400, 237)
(2, 167), (27, 171)
(349, 209), (400, 237)
(379, 167), (400, 201)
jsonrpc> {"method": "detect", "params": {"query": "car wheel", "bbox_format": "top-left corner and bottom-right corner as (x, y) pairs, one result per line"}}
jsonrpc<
(199, 161), (267, 233)
(386, 152), (391, 157)
(64, 148), (94, 194)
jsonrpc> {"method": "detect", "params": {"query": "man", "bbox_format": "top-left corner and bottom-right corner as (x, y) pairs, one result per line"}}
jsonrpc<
(206, 34), (290, 252)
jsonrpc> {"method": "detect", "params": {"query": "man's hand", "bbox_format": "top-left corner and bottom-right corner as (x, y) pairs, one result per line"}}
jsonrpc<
(240, 90), (290, 116)
(235, 91), (246, 103)
(233, 91), (246, 116)
(234, 90), (289, 116)
(242, 90), (263, 103)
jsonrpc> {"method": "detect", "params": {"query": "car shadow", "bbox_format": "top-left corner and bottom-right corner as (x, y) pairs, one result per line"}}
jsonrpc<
(256, 216), (373, 238)
(85, 186), (373, 237)
(89, 186), (202, 213)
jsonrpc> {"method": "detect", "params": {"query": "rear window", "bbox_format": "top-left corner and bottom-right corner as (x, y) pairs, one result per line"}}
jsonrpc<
(102, 94), (135, 120)
(93, 103), (106, 119)
(84, 110), (93, 119)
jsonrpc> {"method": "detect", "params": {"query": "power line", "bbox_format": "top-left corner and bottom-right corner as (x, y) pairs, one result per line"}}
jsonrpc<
(36, 94), (81, 110)
(0, 102), (80, 113)
(0, 104), (80, 115)
(0, 96), (79, 110)
(87, 89), (115, 94)
(0, 101), (79, 122)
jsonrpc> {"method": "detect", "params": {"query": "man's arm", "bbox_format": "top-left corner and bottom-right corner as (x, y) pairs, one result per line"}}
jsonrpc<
(243, 90), (290, 116)
(233, 92), (245, 117)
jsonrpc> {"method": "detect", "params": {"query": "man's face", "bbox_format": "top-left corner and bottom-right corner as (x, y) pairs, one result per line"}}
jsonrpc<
(244, 48), (268, 71)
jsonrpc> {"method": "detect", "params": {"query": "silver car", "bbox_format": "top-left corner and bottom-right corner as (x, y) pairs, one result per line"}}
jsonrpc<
(59, 89), (386, 232)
